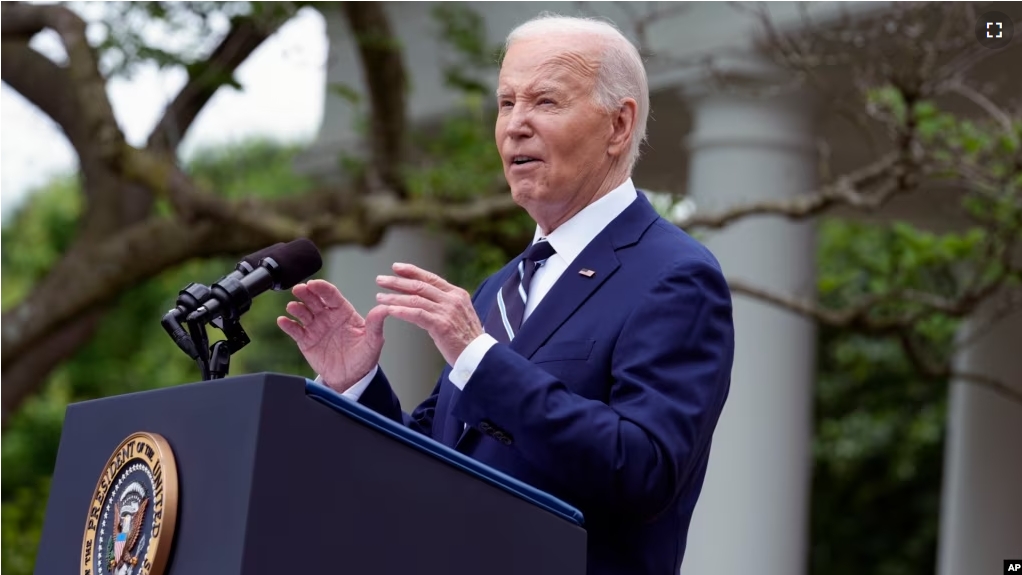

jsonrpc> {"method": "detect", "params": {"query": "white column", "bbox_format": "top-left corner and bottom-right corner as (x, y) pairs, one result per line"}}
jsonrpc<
(679, 84), (818, 575)
(937, 297), (1022, 575)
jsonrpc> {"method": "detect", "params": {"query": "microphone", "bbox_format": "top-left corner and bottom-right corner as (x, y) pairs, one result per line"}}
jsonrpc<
(216, 242), (288, 288)
(161, 242), (286, 359)
(187, 238), (323, 325)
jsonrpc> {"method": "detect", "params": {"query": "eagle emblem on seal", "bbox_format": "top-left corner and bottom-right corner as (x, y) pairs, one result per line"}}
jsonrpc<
(107, 482), (149, 573)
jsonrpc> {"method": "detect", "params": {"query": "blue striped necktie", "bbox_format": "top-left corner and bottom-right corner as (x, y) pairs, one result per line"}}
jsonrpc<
(484, 239), (557, 344)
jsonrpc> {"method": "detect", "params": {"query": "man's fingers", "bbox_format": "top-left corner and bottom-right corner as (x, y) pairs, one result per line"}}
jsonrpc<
(292, 283), (327, 313)
(276, 316), (306, 341)
(391, 263), (453, 292)
(286, 301), (314, 325)
(384, 305), (433, 331)
(377, 274), (447, 303)
(375, 292), (438, 312)
(306, 279), (354, 311)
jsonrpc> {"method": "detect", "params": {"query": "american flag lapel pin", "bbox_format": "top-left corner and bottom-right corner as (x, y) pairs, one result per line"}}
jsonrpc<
(578, 268), (596, 278)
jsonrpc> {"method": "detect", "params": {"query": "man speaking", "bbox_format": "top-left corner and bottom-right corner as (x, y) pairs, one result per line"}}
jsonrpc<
(278, 14), (735, 575)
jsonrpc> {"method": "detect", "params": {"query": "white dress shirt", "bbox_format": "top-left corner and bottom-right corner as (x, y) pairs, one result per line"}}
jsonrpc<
(334, 179), (638, 401)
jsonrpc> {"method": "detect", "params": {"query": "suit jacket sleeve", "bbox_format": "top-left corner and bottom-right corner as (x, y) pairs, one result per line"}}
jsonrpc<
(451, 258), (734, 521)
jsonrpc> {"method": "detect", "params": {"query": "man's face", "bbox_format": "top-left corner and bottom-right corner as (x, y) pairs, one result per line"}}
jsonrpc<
(495, 35), (617, 223)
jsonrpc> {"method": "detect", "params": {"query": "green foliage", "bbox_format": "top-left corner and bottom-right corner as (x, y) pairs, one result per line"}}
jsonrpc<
(406, 96), (504, 203)
(810, 219), (953, 575)
(809, 81), (1022, 572)
(432, 5), (503, 95)
(867, 85), (908, 125)
(406, 5), (504, 204)
(0, 177), (81, 309)
(818, 90), (1022, 368)
(404, 4), (534, 289)
(810, 326), (945, 575)
(4, 7), (1016, 575)
(0, 140), (317, 573)
(1, 477), (50, 574)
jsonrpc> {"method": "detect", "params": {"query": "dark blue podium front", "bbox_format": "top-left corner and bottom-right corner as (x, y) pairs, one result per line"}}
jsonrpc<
(35, 372), (587, 575)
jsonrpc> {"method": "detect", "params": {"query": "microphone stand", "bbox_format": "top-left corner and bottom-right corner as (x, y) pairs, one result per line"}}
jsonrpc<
(182, 311), (251, 381)
(186, 316), (211, 380)
(163, 282), (252, 381)
(162, 282), (214, 379)
(205, 315), (251, 380)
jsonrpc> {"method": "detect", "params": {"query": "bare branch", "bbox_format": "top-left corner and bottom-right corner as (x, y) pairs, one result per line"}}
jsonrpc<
(728, 272), (1016, 335)
(147, 7), (296, 153)
(728, 279), (882, 330)
(1, 310), (105, 431)
(341, 2), (408, 194)
(676, 152), (902, 230)
(613, 2), (691, 56)
(0, 186), (520, 371)
(898, 331), (1022, 406)
(0, 41), (86, 148)
(10, 2), (139, 243)
(941, 80), (1015, 133)
(954, 371), (1022, 407)
(38, 3), (124, 163)
(0, 2), (49, 39)
(730, 278), (1022, 406)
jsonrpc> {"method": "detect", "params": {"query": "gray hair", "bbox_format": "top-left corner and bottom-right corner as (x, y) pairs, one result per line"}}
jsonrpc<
(503, 14), (650, 172)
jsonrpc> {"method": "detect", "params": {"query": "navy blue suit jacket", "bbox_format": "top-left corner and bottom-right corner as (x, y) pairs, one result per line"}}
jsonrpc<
(357, 192), (734, 575)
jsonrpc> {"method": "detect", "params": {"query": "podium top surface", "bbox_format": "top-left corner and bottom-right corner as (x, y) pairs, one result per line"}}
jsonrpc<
(304, 379), (585, 527)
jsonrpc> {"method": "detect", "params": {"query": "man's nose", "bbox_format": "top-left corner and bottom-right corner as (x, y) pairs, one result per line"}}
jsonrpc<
(505, 107), (533, 138)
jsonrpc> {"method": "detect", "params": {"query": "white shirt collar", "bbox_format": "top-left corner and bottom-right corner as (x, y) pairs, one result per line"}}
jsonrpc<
(531, 178), (638, 266)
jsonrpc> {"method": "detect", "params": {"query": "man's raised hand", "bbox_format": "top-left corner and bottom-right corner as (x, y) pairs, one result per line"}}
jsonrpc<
(375, 263), (484, 366)
(277, 279), (387, 393)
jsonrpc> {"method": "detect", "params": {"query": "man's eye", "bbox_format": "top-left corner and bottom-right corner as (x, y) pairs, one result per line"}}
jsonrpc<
(540, 99), (555, 105)
(500, 100), (514, 108)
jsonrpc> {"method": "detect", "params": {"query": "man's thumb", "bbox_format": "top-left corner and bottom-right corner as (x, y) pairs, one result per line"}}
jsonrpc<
(365, 305), (388, 346)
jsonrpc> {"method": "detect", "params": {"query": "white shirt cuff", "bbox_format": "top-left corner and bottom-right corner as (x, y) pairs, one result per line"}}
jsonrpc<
(448, 333), (498, 389)
(315, 364), (379, 401)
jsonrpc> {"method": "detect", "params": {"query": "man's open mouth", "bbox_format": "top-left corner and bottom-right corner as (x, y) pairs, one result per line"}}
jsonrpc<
(512, 156), (539, 165)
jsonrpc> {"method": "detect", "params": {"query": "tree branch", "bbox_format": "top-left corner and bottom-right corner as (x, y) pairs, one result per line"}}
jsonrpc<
(147, 8), (294, 153)
(676, 151), (902, 230)
(0, 40), (87, 149)
(0, 187), (521, 379)
(897, 332), (1022, 407)
(730, 277), (1022, 406)
(728, 273), (1014, 335)
(341, 2), (408, 194)
(13, 2), (139, 243)
(0, 1), (49, 39)
(37, 3), (124, 164)
(941, 80), (1015, 134)
(1, 310), (106, 432)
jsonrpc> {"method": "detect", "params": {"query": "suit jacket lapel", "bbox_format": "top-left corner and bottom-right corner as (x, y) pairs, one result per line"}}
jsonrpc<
(512, 193), (660, 360)
(453, 193), (660, 451)
(511, 233), (620, 360)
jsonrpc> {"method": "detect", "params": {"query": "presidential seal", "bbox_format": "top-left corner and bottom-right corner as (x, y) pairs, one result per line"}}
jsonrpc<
(81, 432), (178, 575)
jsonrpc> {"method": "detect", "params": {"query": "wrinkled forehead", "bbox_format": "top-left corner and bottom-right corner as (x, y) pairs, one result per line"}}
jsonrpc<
(498, 36), (602, 93)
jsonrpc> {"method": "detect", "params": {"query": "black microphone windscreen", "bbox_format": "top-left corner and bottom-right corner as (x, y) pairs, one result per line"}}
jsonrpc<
(266, 238), (323, 289)
(240, 243), (286, 268)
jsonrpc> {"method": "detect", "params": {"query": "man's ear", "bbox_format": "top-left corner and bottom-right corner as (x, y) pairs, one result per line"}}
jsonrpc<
(607, 98), (638, 158)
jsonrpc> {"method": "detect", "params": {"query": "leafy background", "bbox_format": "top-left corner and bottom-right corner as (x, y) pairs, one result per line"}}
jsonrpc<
(2, 143), (953, 575)
(4, 3), (1020, 574)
